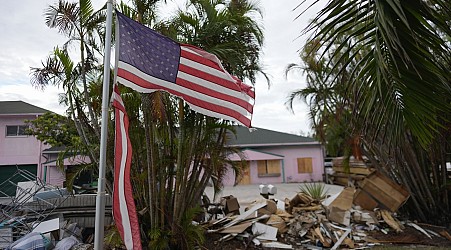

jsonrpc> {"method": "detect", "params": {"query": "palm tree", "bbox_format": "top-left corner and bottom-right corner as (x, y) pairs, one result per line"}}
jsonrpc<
(292, 0), (451, 222)
(44, 0), (106, 137)
(168, 0), (268, 83)
(31, 1), (113, 193)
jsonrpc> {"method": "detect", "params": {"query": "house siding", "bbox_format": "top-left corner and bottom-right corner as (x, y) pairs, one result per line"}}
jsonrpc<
(224, 144), (324, 186)
(0, 114), (49, 181)
(0, 115), (41, 164)
(46, 166), (65, 187)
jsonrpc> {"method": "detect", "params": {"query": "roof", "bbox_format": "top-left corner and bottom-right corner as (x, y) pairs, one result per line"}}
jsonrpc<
(0, 101), (50, 115)
(228, 149), (284, 161)
(42, 146), (67, 154)
(227, 126), (319, 147)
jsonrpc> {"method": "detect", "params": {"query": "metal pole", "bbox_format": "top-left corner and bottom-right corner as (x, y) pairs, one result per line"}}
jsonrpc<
(94, 1), (113, 249)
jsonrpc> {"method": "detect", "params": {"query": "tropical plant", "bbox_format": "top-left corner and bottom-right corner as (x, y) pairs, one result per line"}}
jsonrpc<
(299, 182), (328, 201)
(291, 0), (451, 223)
(168, 0), (268, 83)
(25, 112), (78, 147)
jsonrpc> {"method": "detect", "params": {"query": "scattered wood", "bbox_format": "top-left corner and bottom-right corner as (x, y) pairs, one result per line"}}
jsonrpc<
(202, 181), (451, 250)
(331, 228), (351, 250)
(292, 205), (322, 213)
(439, 230), (451, 241)
(408, 222), (432, 239)
(380, 210), (403, 233)
(261, 241), (293, 249)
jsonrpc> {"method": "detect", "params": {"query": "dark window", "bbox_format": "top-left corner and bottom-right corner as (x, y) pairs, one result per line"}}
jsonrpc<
(6, 125), (28, 136)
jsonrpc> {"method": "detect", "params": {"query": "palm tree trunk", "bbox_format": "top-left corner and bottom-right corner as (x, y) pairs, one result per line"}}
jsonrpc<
(79, 37), (100, 138)
(142, 95), (156, 229)
(174, 99), (185, 224)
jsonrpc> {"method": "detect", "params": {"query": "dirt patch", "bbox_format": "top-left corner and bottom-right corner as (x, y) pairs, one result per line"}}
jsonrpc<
(367, 226), (451, 247)
(202, 233), (260, 250)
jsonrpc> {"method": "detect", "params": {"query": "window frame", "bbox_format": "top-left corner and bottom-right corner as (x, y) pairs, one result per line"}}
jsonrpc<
(5, 125), (29, 137)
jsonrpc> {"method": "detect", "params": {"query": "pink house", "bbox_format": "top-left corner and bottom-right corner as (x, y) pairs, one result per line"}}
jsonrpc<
(223, 126), (325, 186)
(0, 101), (89, 196)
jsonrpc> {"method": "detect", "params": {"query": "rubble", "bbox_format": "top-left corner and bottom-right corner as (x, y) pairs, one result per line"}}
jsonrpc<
(0, 172), (106, 249)
(202, 172), (451, 249)
(1, 169), (449, 249)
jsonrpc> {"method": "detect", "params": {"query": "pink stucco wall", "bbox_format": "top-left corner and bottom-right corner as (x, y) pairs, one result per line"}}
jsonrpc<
(42, 155), (92, 187)
(0, 114), (50, 180)
(1, 113), (91, 187)
(0, 115), (41, 164)
(45, 166), (66, 187)
(223, 144), (325, 186)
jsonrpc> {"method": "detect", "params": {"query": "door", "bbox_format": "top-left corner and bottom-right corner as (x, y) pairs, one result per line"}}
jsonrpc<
(239, 161), (251, 185)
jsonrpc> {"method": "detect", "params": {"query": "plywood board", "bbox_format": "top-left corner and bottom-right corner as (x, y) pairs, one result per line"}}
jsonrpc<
(353, 189), (378, 211)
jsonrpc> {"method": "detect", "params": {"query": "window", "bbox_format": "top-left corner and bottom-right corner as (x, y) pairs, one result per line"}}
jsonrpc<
(257, 160), (281, 177)
(297, 157), (313, 173)
(6, 125), (28, 137)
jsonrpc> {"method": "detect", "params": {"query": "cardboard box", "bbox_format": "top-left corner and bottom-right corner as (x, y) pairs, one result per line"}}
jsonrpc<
(221, 195), (240, 214)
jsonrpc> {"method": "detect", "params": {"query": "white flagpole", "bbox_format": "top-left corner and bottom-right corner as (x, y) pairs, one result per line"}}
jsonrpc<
(94, 0), (113, 249)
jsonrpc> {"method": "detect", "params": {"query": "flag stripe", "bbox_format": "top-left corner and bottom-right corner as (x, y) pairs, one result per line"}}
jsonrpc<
(180, 47), (255, 98)
(176, 77), (253, 113)
(118, 62), (253, 114)
(117, 61), (253, 115)
(117, 111), (133, 248)
(178, 63), (255, 101)
(117, 66), (251, 116)
(113, 87), (142, 250)
(117, 67), (252, 127)
(180, 47), (223, 72)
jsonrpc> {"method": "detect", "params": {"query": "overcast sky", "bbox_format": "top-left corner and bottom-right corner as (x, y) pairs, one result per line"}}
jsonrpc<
(0, 0), (320, 135)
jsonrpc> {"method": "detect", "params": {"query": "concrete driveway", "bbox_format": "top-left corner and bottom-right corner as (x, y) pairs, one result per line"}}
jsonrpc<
(205, 183), (344, 207)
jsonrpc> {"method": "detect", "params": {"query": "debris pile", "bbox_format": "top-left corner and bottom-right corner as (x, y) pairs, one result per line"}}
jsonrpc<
(0, 171), (108, 249)
(202, 171), (451, 249)
(329, 157), (374, 186)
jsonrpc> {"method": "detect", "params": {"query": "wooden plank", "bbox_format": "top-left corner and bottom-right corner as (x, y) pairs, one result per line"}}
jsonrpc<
(330, 173), (366, 180)
(332, 166), (374, 175)
(332, 176), (348, 186)
(257, 160), (266, 175)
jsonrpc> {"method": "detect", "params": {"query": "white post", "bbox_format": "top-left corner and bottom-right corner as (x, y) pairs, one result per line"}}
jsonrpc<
(94, 1), (113, 249)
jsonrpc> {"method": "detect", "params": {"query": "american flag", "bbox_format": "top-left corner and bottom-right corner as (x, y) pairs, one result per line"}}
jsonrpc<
(112, 85), (142, 250)
(115, 11), (255, 127)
